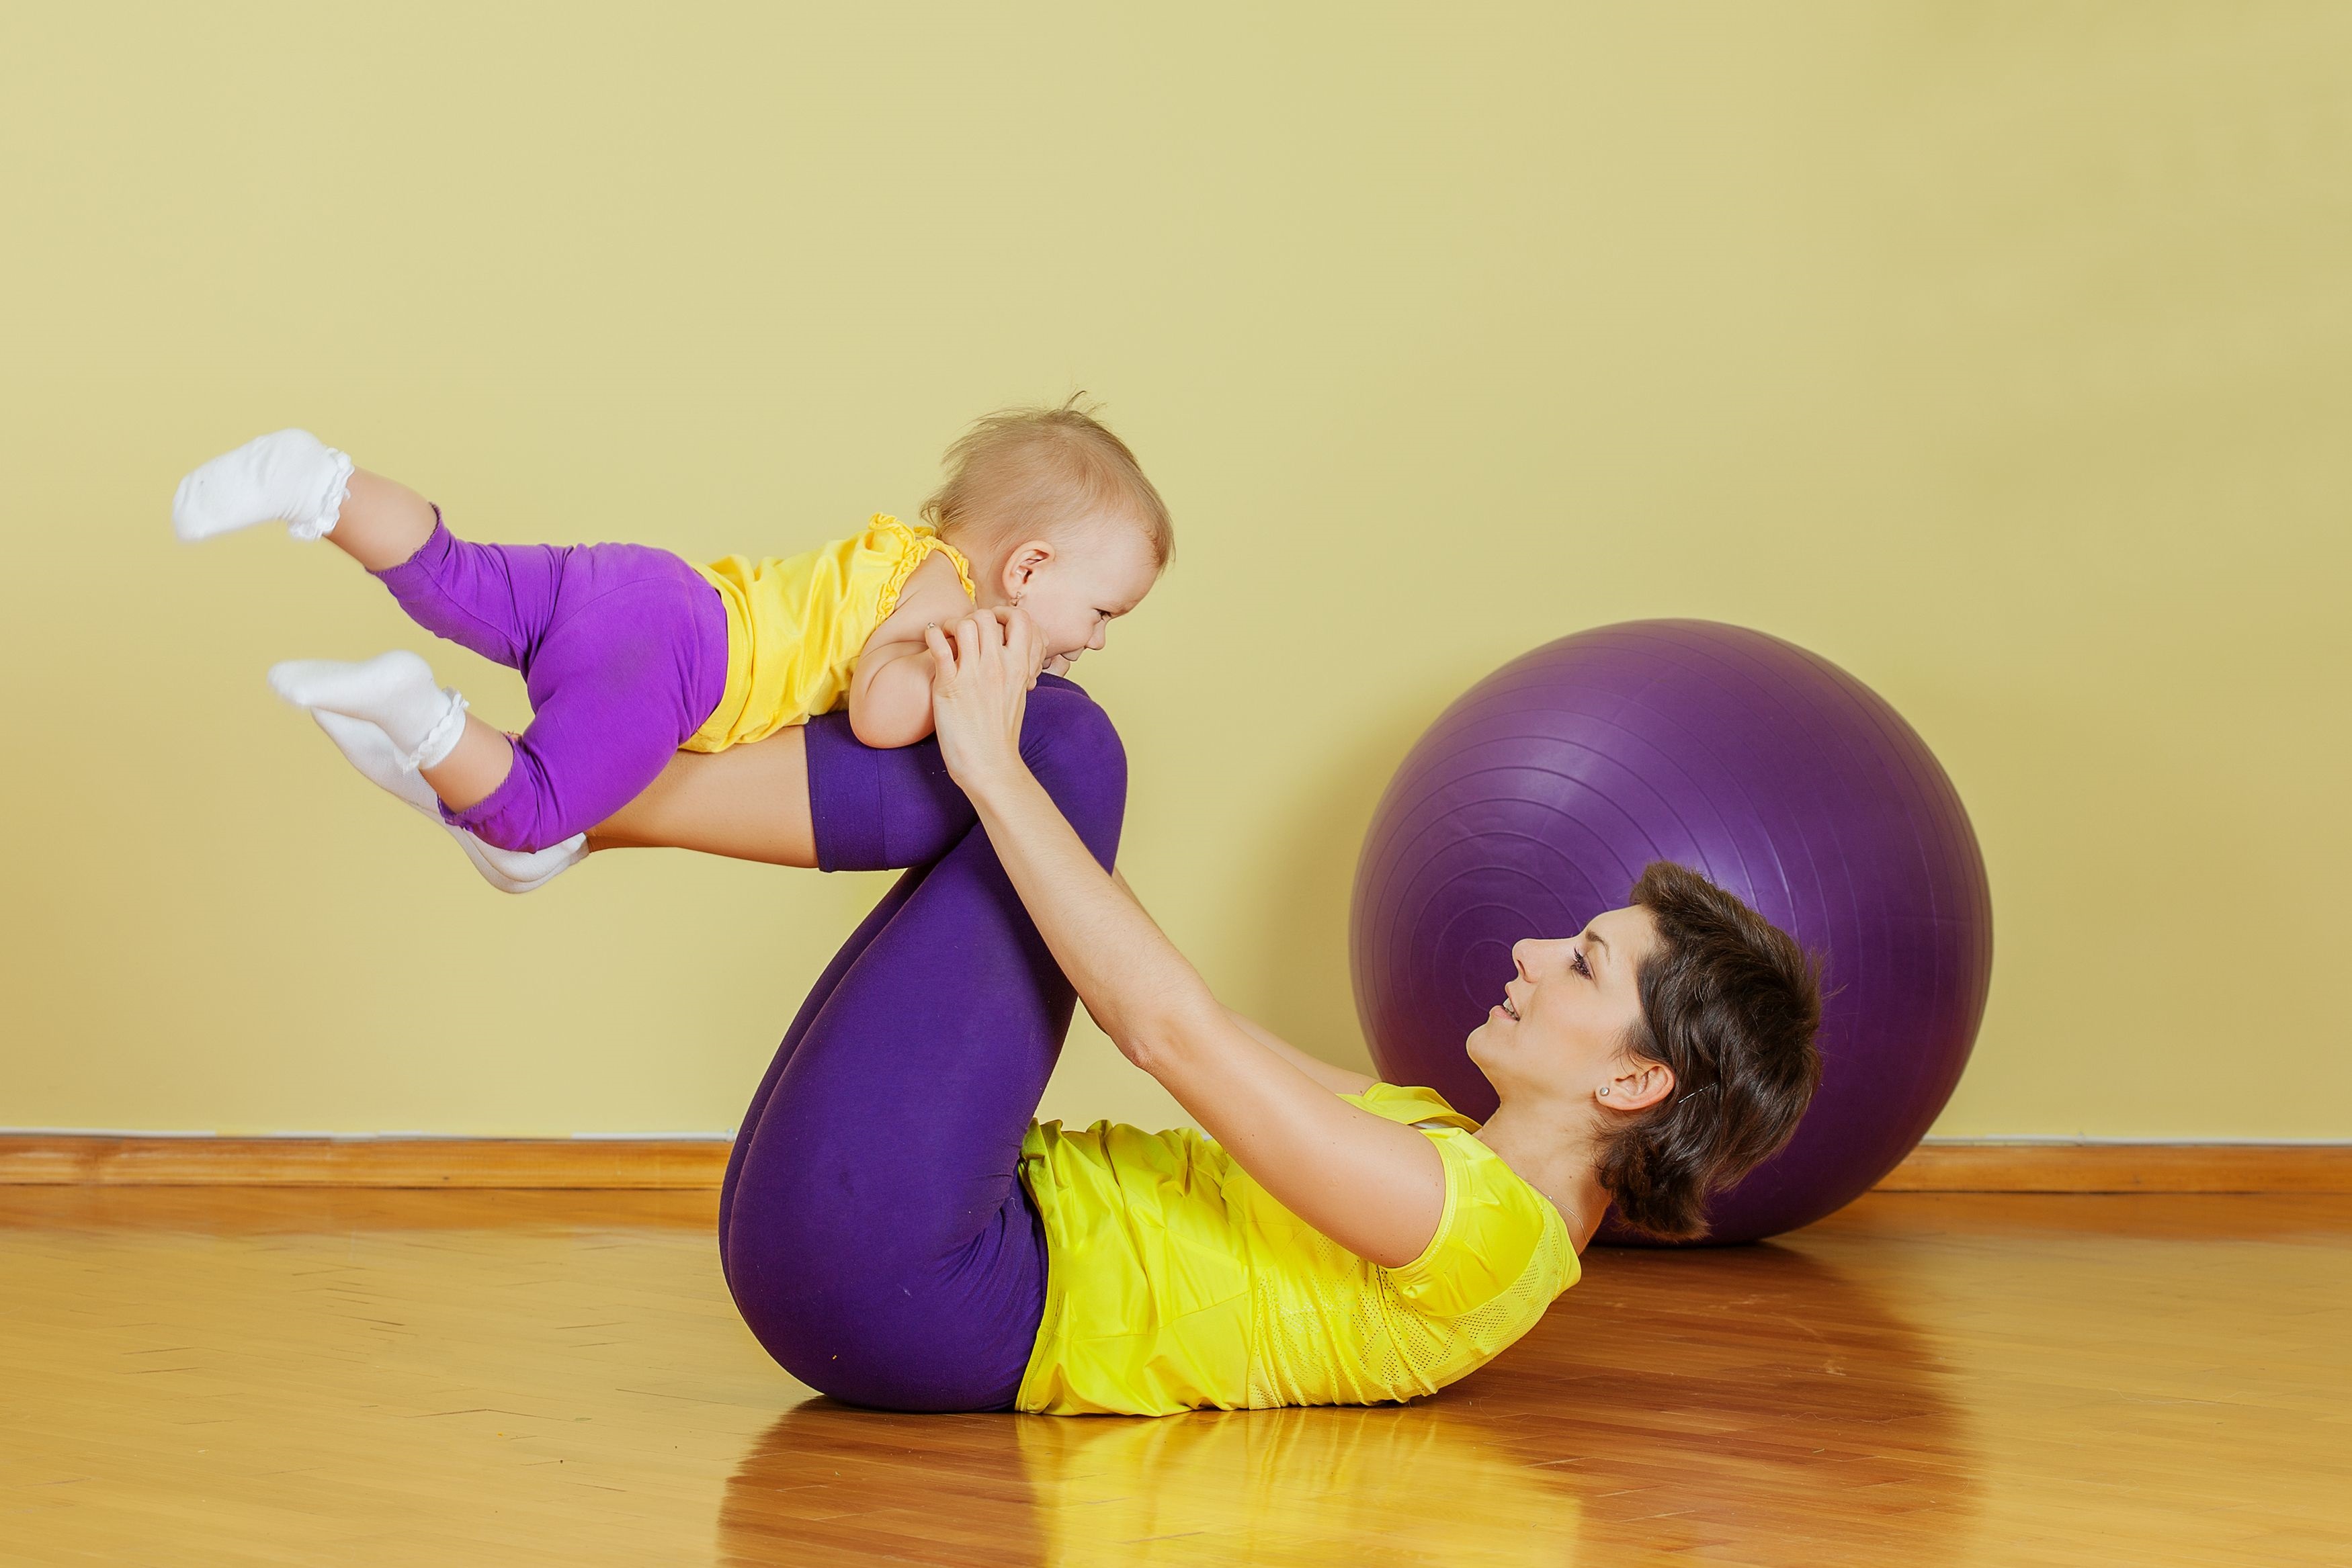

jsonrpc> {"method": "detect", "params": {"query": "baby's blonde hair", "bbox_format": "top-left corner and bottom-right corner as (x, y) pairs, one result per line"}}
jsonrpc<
(921, 396), (1173, 567)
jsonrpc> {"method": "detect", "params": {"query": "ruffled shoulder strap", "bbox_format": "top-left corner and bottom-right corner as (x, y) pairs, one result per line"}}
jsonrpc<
(871, 513), (978, 620)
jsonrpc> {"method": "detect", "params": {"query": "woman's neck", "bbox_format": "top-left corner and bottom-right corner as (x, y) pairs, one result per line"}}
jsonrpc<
(1475, 1096), (1614, 1251)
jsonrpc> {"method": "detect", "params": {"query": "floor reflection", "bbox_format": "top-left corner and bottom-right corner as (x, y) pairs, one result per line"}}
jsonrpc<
(717, 1240), (1978, 1567)
(1481, 1238), (1982, 1561)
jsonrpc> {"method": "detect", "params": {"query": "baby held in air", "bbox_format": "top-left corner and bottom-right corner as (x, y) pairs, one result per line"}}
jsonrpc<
(172, 402), (1170, 892)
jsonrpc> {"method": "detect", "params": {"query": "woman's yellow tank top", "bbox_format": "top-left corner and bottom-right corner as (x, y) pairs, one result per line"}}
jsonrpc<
(685, 515), (974, 753)
(1015, 1083), (1579, 1416)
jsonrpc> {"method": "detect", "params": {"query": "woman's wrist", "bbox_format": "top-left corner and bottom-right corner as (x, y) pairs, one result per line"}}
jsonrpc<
(924, 607), (1049, 812)
(954, 749), (1036, 812)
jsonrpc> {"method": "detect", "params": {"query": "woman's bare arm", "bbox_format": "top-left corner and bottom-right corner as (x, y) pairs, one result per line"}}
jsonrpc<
(1103, 870), (1376, 1098)
(1224, 1010), (1378, 1097)
(585, 729), (816, 867)
(930, 613), (1443, 1268)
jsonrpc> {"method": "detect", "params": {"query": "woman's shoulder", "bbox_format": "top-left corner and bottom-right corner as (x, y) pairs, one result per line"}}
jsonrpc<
(1353, 1086), (1579, 1317)
(1386, 1158), (1578, 1317)
(1343, 1080), (1482, 1133)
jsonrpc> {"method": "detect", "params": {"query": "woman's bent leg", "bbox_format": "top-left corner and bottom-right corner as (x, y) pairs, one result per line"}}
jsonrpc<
(715, 670), (1100, 1246)
(714, 693), (1023, 1274)
(714, 866), (918, 1285)
(721, 679), (1125, 1411)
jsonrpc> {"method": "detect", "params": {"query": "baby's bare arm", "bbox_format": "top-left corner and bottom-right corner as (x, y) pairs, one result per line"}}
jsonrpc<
(845, 556), (978, 748)
(848, 642), (938, 748)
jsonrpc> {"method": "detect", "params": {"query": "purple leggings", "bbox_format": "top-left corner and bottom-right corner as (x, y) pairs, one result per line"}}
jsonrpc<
(374, 515), (730, 853)
(717, 678), (1126, 1411)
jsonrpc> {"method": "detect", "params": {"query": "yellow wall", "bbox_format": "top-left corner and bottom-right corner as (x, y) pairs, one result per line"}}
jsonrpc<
(3, 6), (2346, 1140)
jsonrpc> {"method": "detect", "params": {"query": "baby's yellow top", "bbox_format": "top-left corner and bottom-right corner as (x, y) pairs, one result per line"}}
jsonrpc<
(685, 515), (974, 752)
(1015, 1082), (1579, 1416)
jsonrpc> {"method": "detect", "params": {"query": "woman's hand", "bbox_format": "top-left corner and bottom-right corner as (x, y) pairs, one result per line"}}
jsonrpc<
(924, 607), (1048, 793)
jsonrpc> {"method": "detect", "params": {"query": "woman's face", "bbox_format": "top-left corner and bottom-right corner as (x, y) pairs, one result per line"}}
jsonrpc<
(1466, 906), (1665, 1106)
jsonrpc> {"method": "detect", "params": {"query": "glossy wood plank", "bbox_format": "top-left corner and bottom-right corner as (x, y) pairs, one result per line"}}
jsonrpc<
(1, 1189), (2346, 1565)
(7, 1135), (2350, 1192)
(1878, 1141), (2352, 1192)
(0, 1135), (731, 1187)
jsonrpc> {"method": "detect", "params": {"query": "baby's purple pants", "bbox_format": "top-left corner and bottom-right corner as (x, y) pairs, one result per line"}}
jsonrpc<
(374, 514), (729, 852)
(718, 679), (1126, 1411)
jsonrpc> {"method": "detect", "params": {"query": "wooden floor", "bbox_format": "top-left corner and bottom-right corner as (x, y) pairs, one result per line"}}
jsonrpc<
(2, 1190), (2346, 1567)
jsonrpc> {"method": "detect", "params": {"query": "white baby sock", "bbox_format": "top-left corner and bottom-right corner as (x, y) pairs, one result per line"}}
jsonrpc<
(450, 830), (587, 895)
(309, 709), (587, 895)
(269, 651), (469, 771)
(309, 708), (442, 814)
(173, 429), (354, 542)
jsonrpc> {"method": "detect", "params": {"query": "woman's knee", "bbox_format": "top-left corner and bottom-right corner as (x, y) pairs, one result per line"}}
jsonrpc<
(1017, 679), (1127, 855)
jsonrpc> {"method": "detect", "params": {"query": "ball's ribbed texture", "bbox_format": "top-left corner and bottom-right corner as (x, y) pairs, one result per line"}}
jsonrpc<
(1349, 620), (1992, 1245)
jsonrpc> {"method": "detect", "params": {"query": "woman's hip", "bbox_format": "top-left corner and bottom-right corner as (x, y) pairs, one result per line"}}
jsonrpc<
(723, 1164), (1049, 1413)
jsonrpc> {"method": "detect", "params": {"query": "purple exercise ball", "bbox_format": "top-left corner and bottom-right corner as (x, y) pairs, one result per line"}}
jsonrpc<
(1349, 620), (1992, 1246)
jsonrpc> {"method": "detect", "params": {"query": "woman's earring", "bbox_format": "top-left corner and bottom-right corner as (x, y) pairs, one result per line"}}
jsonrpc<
(1598, 1086), (1611, 1098)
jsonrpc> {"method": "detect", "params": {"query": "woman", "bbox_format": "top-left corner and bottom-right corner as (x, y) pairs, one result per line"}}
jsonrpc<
(590, 610), (1822, 1416)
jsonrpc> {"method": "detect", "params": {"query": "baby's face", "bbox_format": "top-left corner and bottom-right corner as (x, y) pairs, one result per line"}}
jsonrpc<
(1015, 522), (1162, 666)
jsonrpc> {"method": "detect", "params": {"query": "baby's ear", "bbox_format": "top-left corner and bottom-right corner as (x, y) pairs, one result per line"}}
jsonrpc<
(1001, 538), (1056, 597)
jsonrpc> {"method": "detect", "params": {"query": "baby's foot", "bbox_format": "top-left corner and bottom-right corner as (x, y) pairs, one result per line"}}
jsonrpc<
(173, 429), (354, 542)
(269, 651), (467, 770)
(310, 709), (586, 895)
(448, 829), (587, 895)
(310, 708), (440, 816)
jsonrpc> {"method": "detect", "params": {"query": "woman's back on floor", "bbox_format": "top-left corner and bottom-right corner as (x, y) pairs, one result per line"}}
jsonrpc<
(1018, 1081), (1577, 1415)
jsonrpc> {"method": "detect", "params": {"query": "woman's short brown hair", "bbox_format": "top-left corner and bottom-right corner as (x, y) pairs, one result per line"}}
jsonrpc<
(1598, 862), (1824, 1240)
(921, 395), (1173, 566)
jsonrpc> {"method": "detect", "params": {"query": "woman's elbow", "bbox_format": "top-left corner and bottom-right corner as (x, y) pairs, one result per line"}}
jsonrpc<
(1116, 1019), (1173, 1077)
(1118, 992), (1216, 1080)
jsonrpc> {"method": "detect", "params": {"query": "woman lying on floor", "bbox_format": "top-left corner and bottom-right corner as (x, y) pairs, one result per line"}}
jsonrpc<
(588, 609), (1822, 1415)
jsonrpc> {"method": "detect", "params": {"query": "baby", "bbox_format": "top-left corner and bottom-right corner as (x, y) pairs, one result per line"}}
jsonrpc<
(172, 401), (1171, 892)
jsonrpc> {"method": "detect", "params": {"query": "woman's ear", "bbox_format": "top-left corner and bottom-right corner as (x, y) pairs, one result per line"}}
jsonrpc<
(999, 539), (1056, 603)
(1599, 1059), (1675, 1113)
